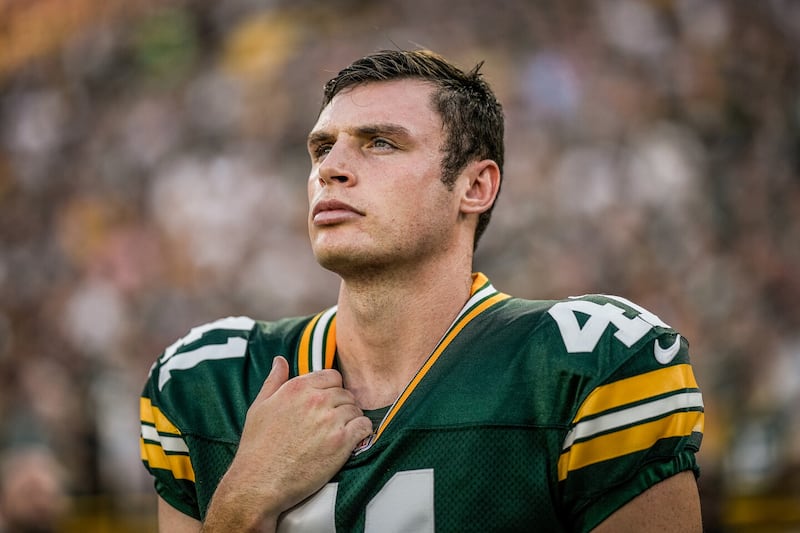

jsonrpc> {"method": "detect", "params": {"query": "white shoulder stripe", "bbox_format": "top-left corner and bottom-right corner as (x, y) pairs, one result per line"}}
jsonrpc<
(158, 337), (248, 390)
(141, 425), (190, 454)
(562, 392), (704, 450)
(311, 307), (337, 372)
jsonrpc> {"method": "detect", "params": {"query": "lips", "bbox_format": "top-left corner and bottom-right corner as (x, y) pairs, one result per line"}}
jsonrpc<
(311, 199), (364, 224)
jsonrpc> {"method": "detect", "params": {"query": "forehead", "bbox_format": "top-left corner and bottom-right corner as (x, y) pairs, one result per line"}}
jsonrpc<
(311, 79), (442, 136)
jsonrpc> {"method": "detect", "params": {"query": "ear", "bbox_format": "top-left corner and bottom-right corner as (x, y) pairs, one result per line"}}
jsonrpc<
(459, 159), (501, 215)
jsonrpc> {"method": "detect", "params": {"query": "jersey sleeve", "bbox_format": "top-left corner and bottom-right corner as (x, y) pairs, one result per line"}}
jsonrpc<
(548, 295), (704, 532)
(139, 316), (257, 520)
(140, 383), (199, 519)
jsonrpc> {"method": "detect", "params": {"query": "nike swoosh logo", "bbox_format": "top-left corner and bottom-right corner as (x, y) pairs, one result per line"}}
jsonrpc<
(654, 335), (682, 364)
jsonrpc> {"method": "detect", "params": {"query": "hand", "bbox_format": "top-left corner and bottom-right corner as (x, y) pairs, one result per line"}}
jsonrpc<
(201, 356), (373, 532)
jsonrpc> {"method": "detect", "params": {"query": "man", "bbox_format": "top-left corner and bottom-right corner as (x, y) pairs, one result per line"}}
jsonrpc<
(140, 49), (704, 532)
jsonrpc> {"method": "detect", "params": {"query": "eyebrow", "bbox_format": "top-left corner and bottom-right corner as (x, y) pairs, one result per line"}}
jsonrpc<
(307, 123), (413, 148)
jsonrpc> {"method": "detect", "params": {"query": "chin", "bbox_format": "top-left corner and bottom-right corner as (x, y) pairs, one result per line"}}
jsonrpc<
(313, 248), (391, 279)
(313, 246), (356, 271)
(316, 253), (365, 275)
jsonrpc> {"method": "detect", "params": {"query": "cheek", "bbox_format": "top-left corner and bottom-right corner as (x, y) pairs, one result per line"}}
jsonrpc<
(307, 173), (317, 196)
(307, 175), (323, 209)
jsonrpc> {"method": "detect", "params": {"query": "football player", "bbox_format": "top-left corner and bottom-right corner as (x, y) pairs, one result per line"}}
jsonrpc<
(141, 49), (704, 532)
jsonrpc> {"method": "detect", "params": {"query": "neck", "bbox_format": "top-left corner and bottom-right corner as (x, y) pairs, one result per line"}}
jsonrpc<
(333, 261), (474, 409)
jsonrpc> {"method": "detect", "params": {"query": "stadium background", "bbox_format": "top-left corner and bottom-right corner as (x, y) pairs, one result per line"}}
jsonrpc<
(1, 0), (799, 531)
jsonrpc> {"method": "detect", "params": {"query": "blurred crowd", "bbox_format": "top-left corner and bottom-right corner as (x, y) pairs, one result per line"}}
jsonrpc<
(1, 0), (799, 530)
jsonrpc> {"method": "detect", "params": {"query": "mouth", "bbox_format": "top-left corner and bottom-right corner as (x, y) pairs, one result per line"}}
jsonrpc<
(311, 199), (364, 225)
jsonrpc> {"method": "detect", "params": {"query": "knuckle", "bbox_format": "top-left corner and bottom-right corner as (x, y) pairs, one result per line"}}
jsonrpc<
(317, 368), (343, 384)
(284, 376), (310, 396)
(283, 377), (301, 392)
(307, 390), (328, 408)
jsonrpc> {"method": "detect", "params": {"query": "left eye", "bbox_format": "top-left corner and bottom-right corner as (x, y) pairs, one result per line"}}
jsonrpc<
(372, 138), (393, 149)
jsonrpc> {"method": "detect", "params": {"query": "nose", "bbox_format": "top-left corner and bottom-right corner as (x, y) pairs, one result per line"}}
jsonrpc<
(316, 140), (355, 187)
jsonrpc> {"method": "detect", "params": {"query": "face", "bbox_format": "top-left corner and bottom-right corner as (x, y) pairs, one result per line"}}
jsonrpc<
(307, 79), (463, 276)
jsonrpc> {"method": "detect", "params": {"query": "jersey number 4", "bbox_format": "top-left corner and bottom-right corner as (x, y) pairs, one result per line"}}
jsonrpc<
(548, 296), (670, 353)
(277, 469), (435, 533)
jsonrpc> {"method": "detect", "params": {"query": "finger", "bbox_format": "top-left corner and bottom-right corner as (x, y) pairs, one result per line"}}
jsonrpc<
(255, 355), (290, 402)
(345, 415), (374, 447)
(332, 403), (366, 424)
(327, 388), (359, 409)
(299, 368), (345, 389)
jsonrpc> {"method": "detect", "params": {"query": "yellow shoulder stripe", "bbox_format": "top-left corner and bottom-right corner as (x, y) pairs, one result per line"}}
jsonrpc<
(558, 410), (704, 481)
(140, 397), (181, 434)
(140, 440), (195, 481)
(297, 311), (323, 375)
(325, 316), (337, 369)
(574, 364), (698, 423)
(140, 397), (196, 482)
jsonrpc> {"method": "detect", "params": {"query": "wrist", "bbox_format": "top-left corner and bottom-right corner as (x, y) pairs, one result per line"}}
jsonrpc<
(202, 469), (281, 533)
(202, 512), (277, 533)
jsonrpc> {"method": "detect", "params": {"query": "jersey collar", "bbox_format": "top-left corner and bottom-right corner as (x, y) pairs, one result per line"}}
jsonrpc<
(296, 272), (510, 452)
(297, 273), (505, 375)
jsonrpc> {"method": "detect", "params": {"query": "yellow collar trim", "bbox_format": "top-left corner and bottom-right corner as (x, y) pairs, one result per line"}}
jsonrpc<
(296, 273), (509, 452)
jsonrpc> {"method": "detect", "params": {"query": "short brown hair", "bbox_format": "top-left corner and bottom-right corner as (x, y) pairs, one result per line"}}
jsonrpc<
(321, 49), (504, 249)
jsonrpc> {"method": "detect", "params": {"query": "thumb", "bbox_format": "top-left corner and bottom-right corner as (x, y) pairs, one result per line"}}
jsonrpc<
(256, 355), (290, 401)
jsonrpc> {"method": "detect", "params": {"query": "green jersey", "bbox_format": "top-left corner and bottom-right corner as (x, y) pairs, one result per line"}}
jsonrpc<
(140, 274), (703, 532)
